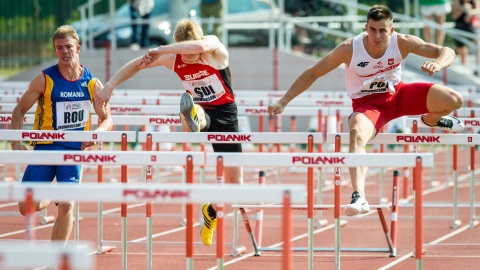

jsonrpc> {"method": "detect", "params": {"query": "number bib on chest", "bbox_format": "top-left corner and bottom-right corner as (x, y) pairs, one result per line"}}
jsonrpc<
(182, 74), (226, 103)
(360, 75), (395, 94)
(56, 101), (90, 130)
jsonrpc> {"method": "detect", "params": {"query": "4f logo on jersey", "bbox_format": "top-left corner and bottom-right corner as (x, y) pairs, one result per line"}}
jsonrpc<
(357, 62), (369, 68)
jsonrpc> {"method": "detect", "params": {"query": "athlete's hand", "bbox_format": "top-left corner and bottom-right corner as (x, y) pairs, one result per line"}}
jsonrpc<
(11, 142), (27, 151)
(268, 102), (285, 116)
(94, 86), (113, 108)
(139, 48), (162, 67)
(81, 141), (95, 150)
(420, 61), (441, 76)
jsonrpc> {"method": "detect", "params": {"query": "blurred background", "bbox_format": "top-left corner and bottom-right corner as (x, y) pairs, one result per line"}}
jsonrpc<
(1, 0), (476, 71)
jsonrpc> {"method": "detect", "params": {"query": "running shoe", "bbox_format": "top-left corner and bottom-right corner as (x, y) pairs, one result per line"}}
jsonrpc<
(179, 92), (200, 132)
(345, 191), (370, 216)
(200, 203), (217, 246)
(421, 115), (464, 132)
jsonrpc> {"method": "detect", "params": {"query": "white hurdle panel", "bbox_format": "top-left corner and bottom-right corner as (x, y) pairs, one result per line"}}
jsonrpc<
(327, 133), (480, 145)
(0, 114), (247, 128)
(0, 241), (94, 270)
(0, 182), (304, 204)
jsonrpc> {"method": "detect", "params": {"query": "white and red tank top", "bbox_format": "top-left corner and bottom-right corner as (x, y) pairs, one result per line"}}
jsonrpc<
(345, 31), (404, 99)
(173, 54), (235, 107)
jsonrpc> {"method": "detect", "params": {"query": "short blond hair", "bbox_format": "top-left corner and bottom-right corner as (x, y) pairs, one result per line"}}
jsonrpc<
(173, 19), (203, 43)
(52, 25), (80, 45)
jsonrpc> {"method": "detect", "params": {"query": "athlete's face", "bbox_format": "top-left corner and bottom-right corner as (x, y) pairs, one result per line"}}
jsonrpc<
(53, 37), (80, 66)
(365, 19), (394, 49)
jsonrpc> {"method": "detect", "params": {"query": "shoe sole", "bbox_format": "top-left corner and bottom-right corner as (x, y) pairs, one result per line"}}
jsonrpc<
(180, 93), (200, 132)
(345, 206), (370, 216)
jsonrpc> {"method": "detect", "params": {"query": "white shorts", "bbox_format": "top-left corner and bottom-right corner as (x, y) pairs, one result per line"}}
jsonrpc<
(421, 3), (452, 16)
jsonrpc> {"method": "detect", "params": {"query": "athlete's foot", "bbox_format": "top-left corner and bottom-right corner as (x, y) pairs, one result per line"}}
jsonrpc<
(180, 92), (200, 132)
(421, 115), (464, 132)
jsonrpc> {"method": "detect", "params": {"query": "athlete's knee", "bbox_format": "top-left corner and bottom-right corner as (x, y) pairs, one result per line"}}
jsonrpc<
(349, 127), (370, 148)
(57, 202), (74, 217)
(450, 91), (464, 109)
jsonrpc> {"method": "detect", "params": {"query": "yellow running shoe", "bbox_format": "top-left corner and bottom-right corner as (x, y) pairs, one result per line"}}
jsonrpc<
(200, 203), (217, 246)
(179, 92), (200, 132)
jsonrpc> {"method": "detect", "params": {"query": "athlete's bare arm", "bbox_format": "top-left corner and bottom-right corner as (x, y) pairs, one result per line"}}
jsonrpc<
(84, 79), (113, 150)
(269, 39), (353, 116)
(141, 35), (228, 69)
(10, 74), (45, 150)
(398, 34), (455, 76)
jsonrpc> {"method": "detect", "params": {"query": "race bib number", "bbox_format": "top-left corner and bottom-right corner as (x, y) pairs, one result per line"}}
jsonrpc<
(182, 74), (225, 103)
(56, 101), (90, 130)
(360, 75), (394, 94)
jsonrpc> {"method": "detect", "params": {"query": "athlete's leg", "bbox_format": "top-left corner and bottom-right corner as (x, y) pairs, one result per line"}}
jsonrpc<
(348, 112), (376, 197)
(51, 201), (75, 243)
(18, 164), (55, 215)
(224, 166), (243, 184)
(421, 84), (463, 125)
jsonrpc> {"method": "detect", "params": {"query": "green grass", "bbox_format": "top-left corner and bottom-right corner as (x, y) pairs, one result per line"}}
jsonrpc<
(0, 67), (28, 80)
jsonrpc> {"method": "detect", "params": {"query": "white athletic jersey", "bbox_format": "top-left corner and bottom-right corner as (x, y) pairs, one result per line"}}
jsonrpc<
(345, 31), (403, 99)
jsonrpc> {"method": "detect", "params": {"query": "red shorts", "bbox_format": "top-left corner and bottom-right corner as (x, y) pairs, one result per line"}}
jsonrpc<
(351, 82), (434, 133)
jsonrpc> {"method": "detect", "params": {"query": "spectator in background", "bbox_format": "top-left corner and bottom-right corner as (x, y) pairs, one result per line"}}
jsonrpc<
(129, 0), (155, 50)
(452, 0), (480, 71)
(200, 0), (223, 38)
(420, 0), (451, 45)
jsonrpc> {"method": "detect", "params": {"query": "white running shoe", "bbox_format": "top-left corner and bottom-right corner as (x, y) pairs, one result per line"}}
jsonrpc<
(179, 92), (200, 132)
(421, 115), (464, 132)
(345, 191), (370, 216)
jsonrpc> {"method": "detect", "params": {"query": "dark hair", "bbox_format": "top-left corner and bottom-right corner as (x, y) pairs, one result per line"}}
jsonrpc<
(367, 5), (393, 23)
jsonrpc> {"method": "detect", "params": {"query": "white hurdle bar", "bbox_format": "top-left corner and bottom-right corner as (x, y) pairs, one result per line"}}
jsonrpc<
(0, 240), (94, 270)
(0, 114), (248, 128)
(0, 103), (353, 117)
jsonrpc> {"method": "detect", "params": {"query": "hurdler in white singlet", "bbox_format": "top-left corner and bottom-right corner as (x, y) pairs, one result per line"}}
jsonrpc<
(345, 31), (404, 99)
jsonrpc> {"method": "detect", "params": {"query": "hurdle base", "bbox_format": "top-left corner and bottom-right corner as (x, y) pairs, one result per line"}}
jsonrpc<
(40, 215), (55, 225)
(96, 246), (114, 254)
(258, 247), (391, 253)
(470, 220), (479, 229)
(430, 180), (441, 187)
(389, 248), (397, 257)
(231, 245), (247, 257)
(315, 219), (329, 228)
(451, 219), (462, 229)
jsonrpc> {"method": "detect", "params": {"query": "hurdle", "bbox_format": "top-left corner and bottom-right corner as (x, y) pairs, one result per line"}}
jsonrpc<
(0, 130), (137, 254)
(203, 150), (432, 270)
(0, 240), (94, 270)
(0, 179), (304, 270)
(138, 131), (323, 256)
(327, 133), (479, 254)
(404, 119), (480, 229)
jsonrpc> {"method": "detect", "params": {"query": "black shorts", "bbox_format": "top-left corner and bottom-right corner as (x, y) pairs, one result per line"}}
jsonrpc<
(202, 102), (242, 153)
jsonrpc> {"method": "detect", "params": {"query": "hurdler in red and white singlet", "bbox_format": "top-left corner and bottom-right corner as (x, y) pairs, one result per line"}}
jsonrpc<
(173, 54), (235, 108)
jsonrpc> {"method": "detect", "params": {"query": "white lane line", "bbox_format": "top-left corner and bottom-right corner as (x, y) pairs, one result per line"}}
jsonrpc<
(206, 223), (339, 270)
(378, 224), (471, 270)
